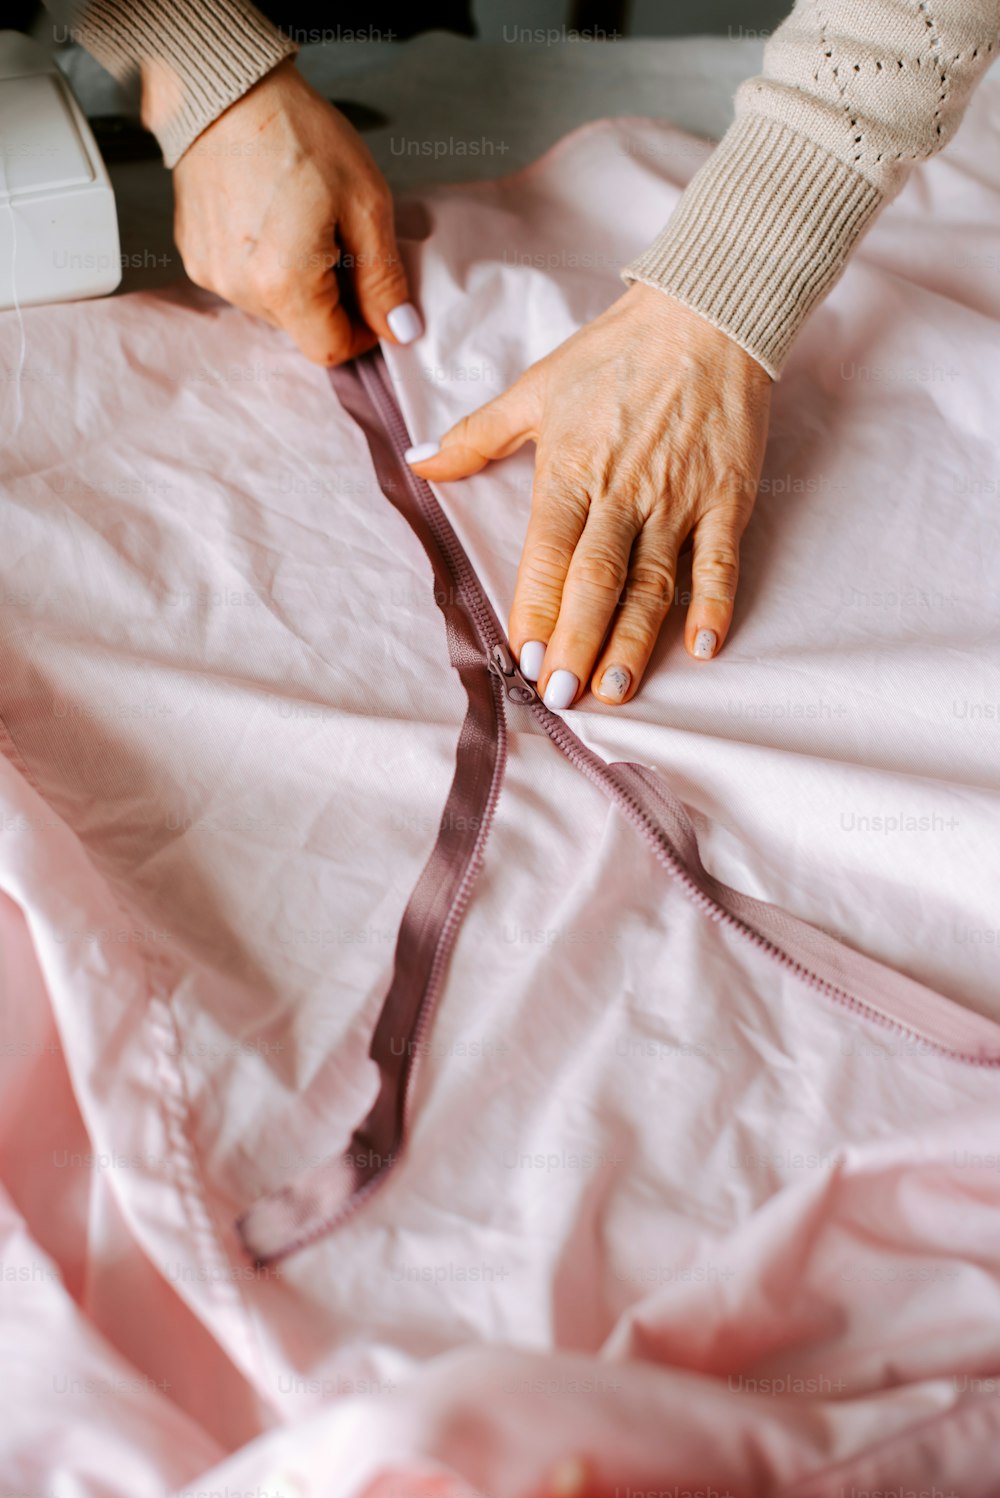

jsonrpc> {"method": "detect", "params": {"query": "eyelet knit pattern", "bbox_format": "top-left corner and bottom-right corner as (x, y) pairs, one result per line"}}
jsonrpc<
(623, 0), (1000, 377)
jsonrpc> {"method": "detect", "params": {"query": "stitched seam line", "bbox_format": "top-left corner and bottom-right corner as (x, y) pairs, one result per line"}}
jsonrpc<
(0, 706), (267, 1384)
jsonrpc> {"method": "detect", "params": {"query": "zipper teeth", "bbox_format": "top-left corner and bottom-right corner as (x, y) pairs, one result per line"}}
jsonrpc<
(365, 361), (994, 1066)
(360, 356), (511, 1111)
(249, 353), (994, 1265)
(536, 706), (1000, 1064)
(361, 359), (501, 661)
(408, 682), (506, 1066)
(245, 358), (513, 1265)
(249, 1166), (388, 1268)
(363, 356), (994, 1069)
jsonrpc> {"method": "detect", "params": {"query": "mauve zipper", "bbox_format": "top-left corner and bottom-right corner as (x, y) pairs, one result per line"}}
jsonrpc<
(236, 349), (1000, 1267)
(236, 355), (520, 1266)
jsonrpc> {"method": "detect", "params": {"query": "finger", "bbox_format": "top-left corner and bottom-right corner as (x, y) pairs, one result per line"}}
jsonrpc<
(276, 264), (377, 366)
(343, 191), (422, 345)
(590, 514), (681, 704)
(685, 506), (745, 661)
(208, 202), (370, 366)
(530, 498), (644, 710)
(405, 379), (537, 482)
(499, 459), (587, 693)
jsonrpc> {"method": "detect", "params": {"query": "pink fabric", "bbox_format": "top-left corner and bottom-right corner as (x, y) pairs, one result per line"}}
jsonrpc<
(2, 84), (1000, 1496)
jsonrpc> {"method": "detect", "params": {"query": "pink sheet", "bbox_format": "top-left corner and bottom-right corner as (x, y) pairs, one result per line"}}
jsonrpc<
(2, 84), (1000, 1497)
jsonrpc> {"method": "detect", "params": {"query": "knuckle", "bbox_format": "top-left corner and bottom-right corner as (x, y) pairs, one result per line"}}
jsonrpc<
(715, 466), (758, 514)
(295, 319), (350, 366)
(571, 546), (630, 599)
(542, 449), (593, 499)
(296, 336), (336, 366)
(511, 607), (556, 642)
(534, 472), (589, 527)
(450, 410), (491, 453)
(211, 274), (241, 309)
(448, 414), (474, 448)
(694, 543), (740, 602)
(355, 244), (406, 289)
(354, 192), (395, 242)
(357, 182), (391, 218)
(522, 539), (574, 589)
(608, 459), (654, 512)
(295, 245), (340, 276)
(315, 345), (347, 368)
(179, 247), (211, 289)
(608, 619), (659, 656)
(252, 263), (289, 307)
(463, 408), (495, 445)
(621, 559), (675, 612)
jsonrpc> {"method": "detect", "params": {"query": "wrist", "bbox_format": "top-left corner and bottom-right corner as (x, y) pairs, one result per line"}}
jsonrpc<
(622, 282), (774, 385)
(110, 0), (298, 167)
(162, 57), (299, 159)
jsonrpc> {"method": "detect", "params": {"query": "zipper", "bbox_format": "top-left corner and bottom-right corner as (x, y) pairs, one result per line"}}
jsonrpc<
(237, 353), (514, 1266)
(487, 641), (539, 704)
(355, 351), (1000, 1065)
(236, 349), (1000, 1268)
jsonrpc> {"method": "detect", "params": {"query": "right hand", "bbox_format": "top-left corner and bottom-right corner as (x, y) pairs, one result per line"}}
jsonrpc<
(409, 284), (771, 707)
(169, 59), (421, 365)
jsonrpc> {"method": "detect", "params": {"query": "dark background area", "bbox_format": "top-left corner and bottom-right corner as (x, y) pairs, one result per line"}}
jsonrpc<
(10, 2), (791, 40)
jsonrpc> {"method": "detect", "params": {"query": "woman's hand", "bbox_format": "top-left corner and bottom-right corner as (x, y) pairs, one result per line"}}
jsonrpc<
(407, 283), (771, 708)
(168, 60), (422, 364)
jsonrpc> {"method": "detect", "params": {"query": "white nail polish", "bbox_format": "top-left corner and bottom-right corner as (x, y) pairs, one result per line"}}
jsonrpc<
(387, 302), (423, 345)
(598, 664), (630, 702)
(693, 629), (717, 659)
(543, 669), (579, 711)
(404, 442), (440, 465)
(518, 640), (545, 682)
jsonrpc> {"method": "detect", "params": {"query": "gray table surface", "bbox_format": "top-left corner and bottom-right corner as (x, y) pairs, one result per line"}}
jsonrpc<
(56, 32), (766, 293)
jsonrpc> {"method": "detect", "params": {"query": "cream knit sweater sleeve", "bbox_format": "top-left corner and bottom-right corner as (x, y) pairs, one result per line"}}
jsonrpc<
(623, 0), (1000, 376)
(62, 1), (1000, 373)
(64, 0), (298, 168)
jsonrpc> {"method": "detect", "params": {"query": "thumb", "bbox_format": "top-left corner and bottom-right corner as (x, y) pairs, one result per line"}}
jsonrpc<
(406, 378), (538, 482)
(343, 192), (421, 346)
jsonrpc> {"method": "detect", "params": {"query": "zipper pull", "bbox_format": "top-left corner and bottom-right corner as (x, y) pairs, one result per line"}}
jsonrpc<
(487, 642), (537, 704)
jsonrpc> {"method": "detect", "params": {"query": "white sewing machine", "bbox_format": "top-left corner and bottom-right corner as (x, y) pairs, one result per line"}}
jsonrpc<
(0, 29), (119, 310)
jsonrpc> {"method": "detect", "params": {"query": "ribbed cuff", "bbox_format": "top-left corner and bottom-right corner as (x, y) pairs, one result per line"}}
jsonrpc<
(77, 0), (298, 167)
(621, 112), (883, 379)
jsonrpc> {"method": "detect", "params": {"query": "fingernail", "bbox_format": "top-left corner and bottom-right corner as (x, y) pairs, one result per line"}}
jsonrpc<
(518, 640), (546, 682)
(693, 628), (717, 660)
(387, 302), (423, 344)
(543, 669), (579, 711)
(597, 664), (630, 703)
(548, 1458), (588, 1498)
(404, 442), (440, 465)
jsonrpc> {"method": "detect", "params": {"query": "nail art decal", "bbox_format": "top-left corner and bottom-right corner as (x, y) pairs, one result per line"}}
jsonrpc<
(598, 664), (630, 702)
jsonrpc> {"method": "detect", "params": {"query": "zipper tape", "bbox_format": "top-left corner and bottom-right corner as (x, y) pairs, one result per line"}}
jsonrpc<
(235, 358), (512, 1266)
(236, 350), (1000, 1267)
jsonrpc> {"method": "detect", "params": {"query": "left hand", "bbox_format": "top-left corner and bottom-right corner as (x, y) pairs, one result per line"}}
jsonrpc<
(168, 60), (418, 366)
(407, 283), (772, 709)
